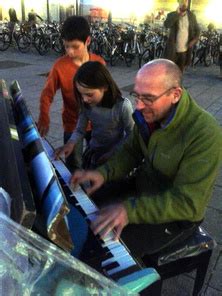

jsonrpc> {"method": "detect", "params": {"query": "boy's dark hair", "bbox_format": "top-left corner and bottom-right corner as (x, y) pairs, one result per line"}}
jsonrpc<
(61, 16), (90, 42)
(74, 61), (122, 109)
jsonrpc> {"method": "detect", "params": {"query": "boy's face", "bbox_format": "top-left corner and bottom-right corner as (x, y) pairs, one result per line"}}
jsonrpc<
(63, 37), (90, 59)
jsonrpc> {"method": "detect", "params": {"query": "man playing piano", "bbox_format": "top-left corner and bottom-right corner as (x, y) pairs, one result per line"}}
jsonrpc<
(71, 59), (222, 258)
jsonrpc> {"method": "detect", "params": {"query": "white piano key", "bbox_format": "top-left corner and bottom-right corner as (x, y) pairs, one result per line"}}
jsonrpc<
(77, 203), (97, 215)
(102, 246), (132, 267)
(105, 255), (136, 276)
(87, 212), (98, 222)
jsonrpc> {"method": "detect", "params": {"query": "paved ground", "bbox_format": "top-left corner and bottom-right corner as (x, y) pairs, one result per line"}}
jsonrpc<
(0, 47), (222, 296)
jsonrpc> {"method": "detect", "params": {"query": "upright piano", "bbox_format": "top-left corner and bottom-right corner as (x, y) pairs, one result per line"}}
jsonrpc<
(0, 79), (160, 295)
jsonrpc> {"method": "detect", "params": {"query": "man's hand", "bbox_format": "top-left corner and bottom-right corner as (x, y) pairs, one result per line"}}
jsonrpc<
(91, 203), (129, 240)
(37, 122), (49, 137)
(54, 142), (75, 160)
(70, 170), (105, 195)
(188, 39), (197, 49)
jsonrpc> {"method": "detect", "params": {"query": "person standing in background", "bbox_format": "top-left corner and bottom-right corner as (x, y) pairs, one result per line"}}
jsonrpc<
(164, 0), (200, 72)
(8, 8), (18, 32)
(27, 9), (43, 28)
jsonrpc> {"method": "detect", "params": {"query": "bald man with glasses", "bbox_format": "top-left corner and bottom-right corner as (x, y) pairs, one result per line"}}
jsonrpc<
(71, 59), (222, 258)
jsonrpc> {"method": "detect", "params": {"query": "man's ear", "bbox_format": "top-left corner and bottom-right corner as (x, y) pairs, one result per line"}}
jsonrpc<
(172, 87), (182, 104)
(86, 36), (91, 47)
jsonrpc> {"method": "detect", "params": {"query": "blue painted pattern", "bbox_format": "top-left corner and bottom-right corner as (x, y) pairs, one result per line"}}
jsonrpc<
(11, 86), (70, 237)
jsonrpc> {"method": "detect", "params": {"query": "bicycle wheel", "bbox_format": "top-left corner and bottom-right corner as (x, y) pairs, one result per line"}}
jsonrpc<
(17, 33), (31, 53)
(193, 47), (204, 66)
(204, 48), (212, 67)
(36, 35), (51, 55)
(110, 45), (121, 66)
(53, 36), (64, 54)
(212, 49), (219, 65)
(0, 32), (11, 51)
(100, 43), (111, 63)
(90, 39), (99, 54)
(124, 45), (135, 67)
(156, 45), (164, 58)
(139, 49), (152, 68)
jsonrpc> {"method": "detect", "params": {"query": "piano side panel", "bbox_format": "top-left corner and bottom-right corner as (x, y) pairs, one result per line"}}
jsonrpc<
(0, 94), (35, 227)
(7, 99), (36, 228)
(10, 81), (73, 252)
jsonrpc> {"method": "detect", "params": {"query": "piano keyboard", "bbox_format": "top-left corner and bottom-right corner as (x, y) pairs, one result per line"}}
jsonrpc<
(42, 139), (144, 280)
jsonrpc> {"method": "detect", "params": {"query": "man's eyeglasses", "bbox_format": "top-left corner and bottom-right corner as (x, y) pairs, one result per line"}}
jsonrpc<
(130, 87), (176, 106)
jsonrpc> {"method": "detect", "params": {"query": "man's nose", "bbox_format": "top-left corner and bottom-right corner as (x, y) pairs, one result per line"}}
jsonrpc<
(135, 99), (146, 110)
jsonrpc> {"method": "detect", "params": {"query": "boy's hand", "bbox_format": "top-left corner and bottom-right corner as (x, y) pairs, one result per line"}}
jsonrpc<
(70, 170), (104, 195)
(37, 122), (49, 137)
(54, 142), (75, 160)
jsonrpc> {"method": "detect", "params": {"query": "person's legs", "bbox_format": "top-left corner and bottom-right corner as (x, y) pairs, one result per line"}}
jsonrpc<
(63, 132), (83, 173)
(121, 221), (199, 258)
(175, 52), (187, 72)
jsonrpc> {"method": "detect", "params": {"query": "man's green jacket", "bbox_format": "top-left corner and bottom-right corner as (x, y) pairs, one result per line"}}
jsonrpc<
(98, 90), (222, 224)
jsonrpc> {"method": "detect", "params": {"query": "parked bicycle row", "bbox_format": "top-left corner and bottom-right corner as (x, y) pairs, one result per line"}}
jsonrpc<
(0, 20), (220, 69)
(90, 23), (221, 69)
(191, 30), (220, 67)
(0, 20), (63, 55)
(90, 22), (167, 67)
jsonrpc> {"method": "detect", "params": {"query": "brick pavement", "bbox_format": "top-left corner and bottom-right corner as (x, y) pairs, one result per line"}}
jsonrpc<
(0, 48), (222, 295)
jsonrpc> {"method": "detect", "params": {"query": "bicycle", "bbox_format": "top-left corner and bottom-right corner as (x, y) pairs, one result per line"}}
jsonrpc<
(139, 32), (166, 68)
(37, 23), (63, 56)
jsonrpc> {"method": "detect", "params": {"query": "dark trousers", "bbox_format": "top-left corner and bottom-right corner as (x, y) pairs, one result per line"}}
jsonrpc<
(91, 177), (199, 259)
(175, 51), (188, 73)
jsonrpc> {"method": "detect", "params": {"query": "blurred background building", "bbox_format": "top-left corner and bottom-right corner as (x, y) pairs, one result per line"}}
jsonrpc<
(0, 0), (221, 28)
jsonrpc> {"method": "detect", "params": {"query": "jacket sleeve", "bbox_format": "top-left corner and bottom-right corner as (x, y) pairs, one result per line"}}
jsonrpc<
(68, 111), (88, 144)
(124, 123), (222, 224)
(121, 98), (134, 137)
(164, 11), (179, 28)
(97, 126), (144, 181)
(38, 65), (60, 128)
(191, 13), (200, 40)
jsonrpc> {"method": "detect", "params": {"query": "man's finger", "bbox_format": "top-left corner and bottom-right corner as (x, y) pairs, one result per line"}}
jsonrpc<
(70, 170), (86, 186)
(114, 224), (124, 241)
(91, 212), (113, 234)
(85, 184), (99, 195)
(100, 218), (118, 239)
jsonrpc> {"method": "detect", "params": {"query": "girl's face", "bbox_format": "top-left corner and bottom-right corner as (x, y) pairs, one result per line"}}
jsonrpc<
(76, 82), (107, 106)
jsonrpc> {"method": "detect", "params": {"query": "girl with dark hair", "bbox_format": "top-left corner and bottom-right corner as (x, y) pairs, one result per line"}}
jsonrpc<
(55, 61), (134, 169)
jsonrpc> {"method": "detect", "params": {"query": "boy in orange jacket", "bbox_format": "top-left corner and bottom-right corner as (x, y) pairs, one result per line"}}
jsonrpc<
(37, 16), (105, 172)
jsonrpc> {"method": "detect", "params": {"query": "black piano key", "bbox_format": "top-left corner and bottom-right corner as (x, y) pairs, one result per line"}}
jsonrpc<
(102, 261), (120, 272)
(110, 264), (141, 281)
